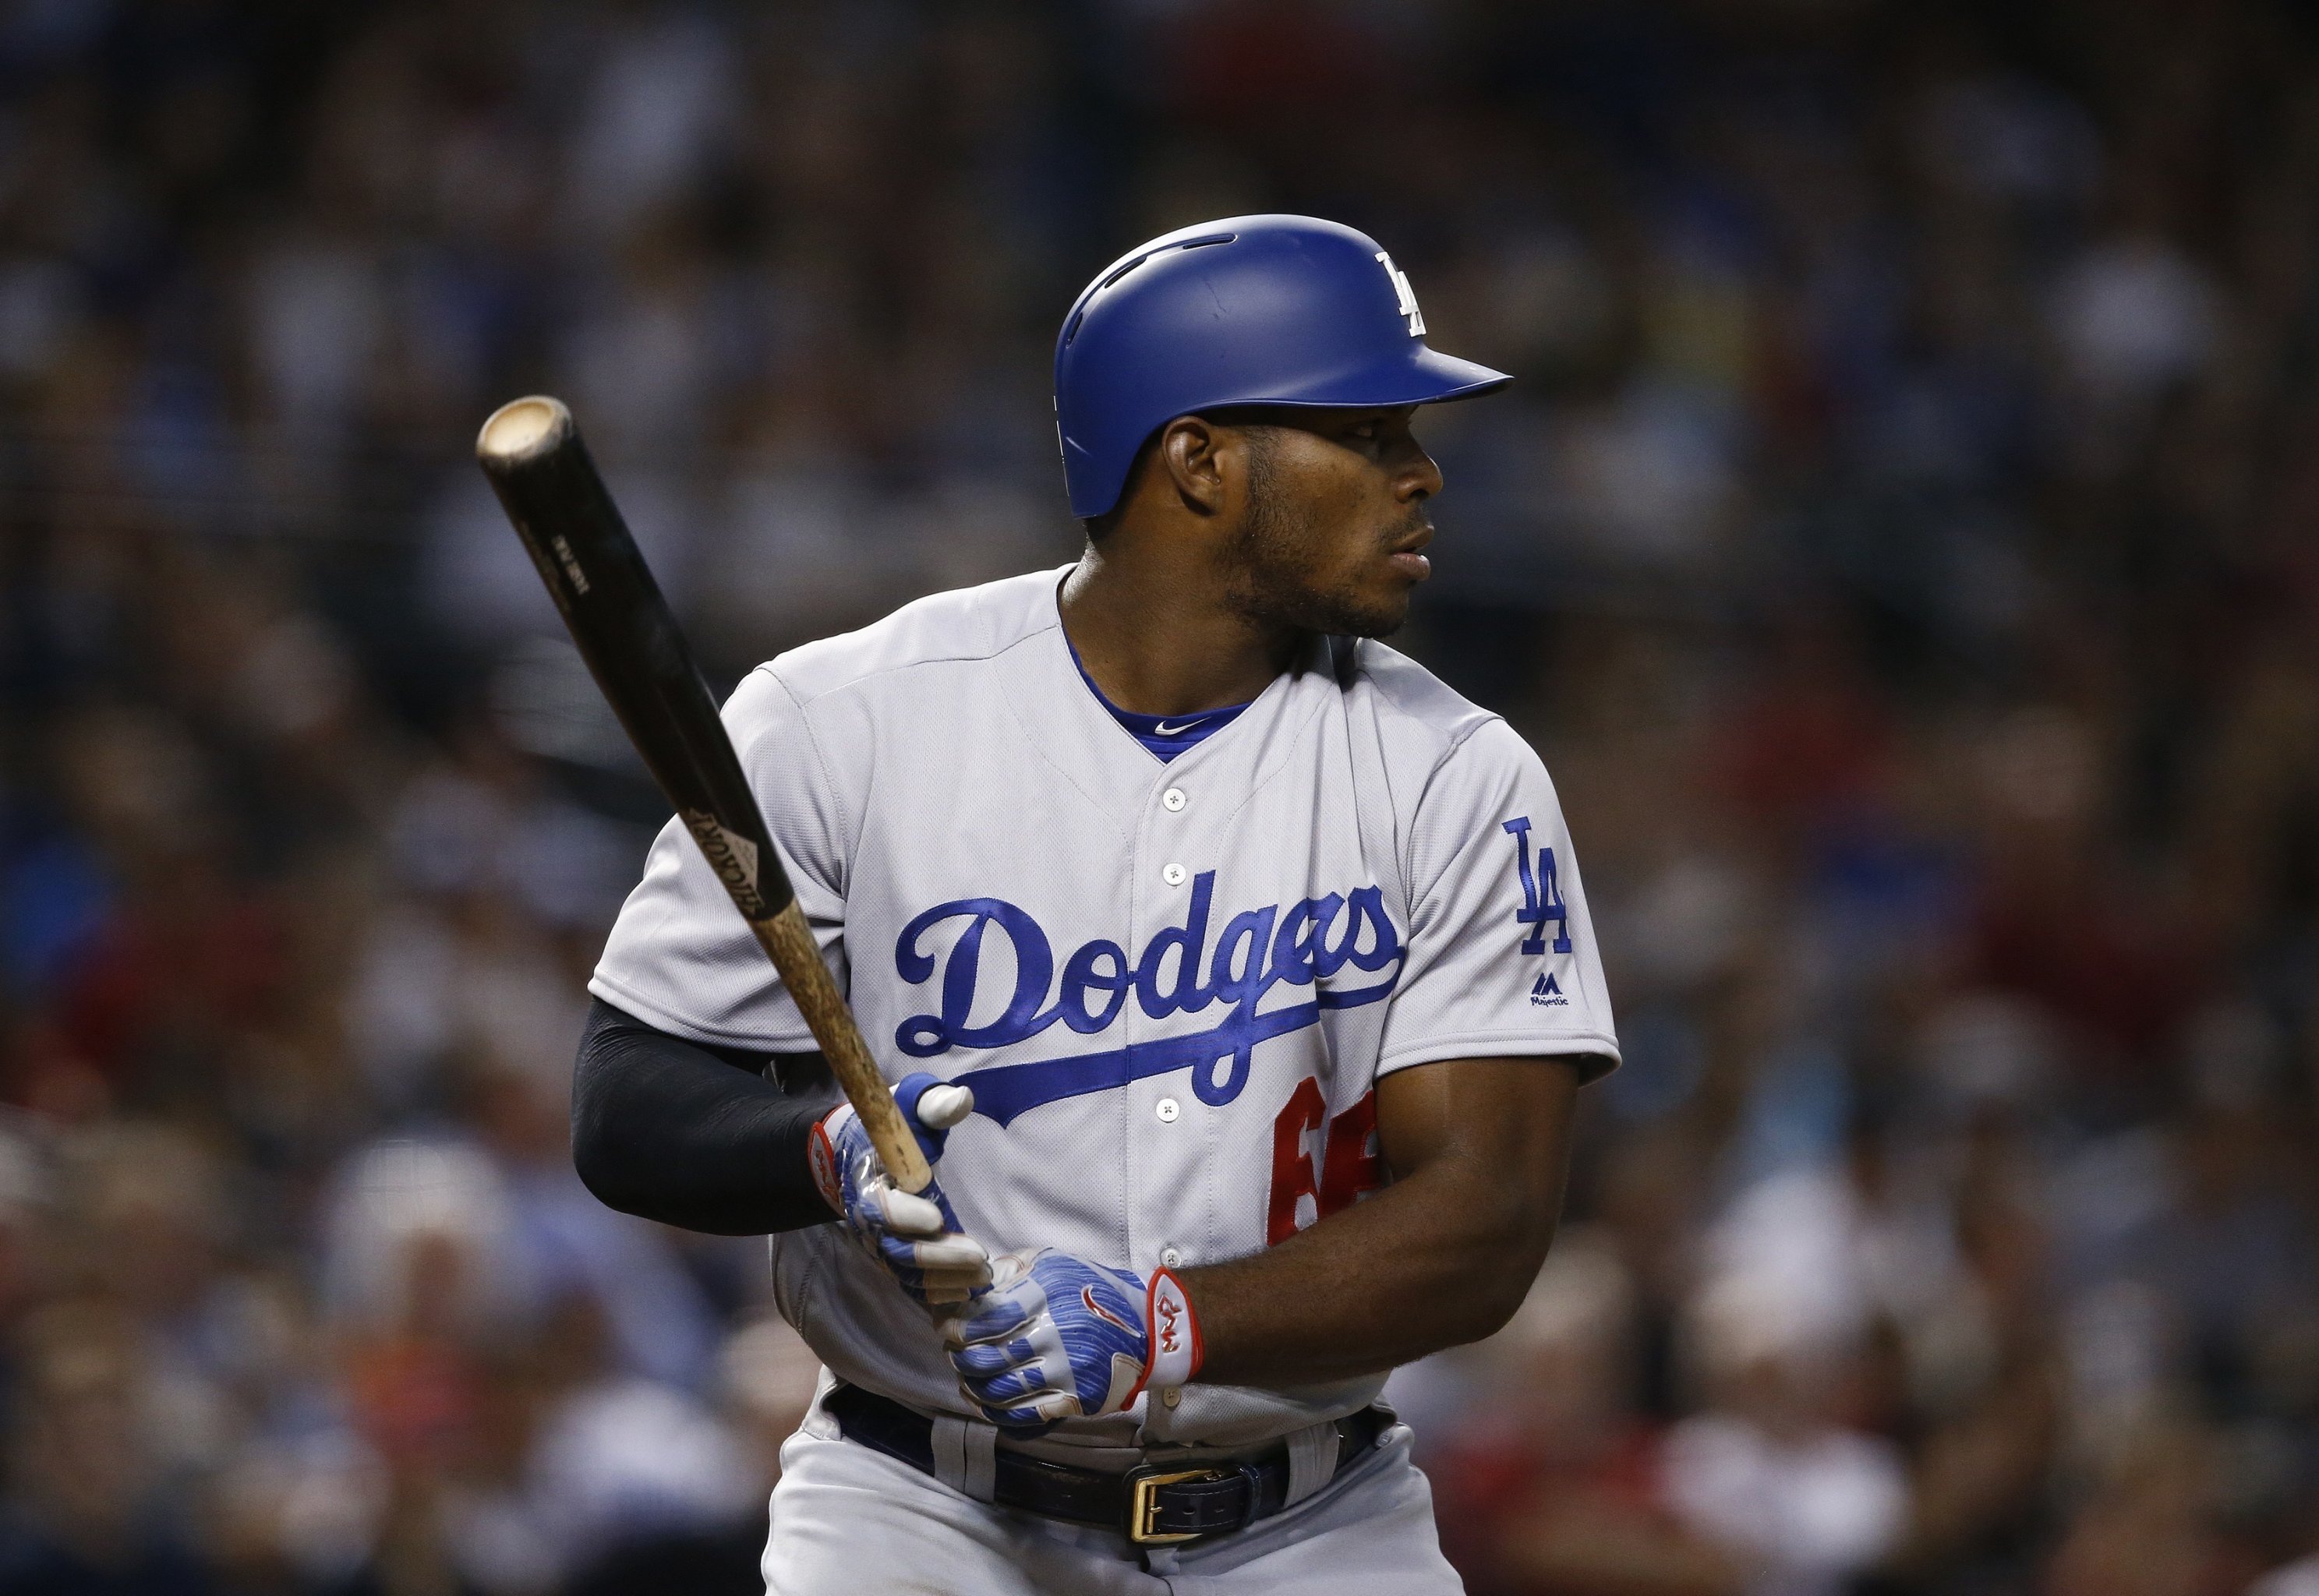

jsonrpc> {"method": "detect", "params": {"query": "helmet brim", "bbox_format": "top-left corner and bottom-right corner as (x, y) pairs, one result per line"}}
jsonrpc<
(1061, 346), (1515, 517)
(1228, 344), (1514, 411)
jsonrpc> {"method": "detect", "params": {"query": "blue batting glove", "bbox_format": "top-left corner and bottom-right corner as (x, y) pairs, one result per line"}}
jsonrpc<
(810, 1074), (991, 1308)
(943, 1248), (1203, 1427)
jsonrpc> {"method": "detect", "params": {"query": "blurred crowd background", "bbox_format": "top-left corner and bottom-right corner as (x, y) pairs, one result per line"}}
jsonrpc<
(2, 0), (2318, 1592)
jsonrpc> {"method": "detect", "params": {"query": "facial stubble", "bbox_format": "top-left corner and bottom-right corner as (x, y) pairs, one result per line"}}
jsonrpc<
(1221, 430), (1416, 641)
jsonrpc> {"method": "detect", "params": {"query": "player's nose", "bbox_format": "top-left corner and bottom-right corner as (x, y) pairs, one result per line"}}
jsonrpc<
(1396, 444), (1443, 503)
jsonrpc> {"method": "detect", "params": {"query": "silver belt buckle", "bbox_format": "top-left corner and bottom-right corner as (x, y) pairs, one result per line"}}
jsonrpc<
(1126, 1464), (1234, 1545)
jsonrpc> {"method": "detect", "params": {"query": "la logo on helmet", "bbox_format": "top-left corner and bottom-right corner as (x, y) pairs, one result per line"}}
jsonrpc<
(1374, 251), (1426, 337)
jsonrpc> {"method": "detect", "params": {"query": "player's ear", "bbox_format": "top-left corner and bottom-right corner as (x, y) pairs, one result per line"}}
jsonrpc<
(1154, 415), (1228, 517)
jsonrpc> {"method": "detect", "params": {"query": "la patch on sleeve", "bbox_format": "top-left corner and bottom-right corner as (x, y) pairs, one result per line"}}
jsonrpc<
(1501, 816), (1573, 955)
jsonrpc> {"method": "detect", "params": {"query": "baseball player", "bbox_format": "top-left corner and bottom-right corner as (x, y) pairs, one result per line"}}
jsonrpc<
(571, 214), (1619, 1594)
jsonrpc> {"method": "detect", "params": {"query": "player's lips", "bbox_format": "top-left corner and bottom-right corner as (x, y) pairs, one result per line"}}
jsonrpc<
(1385, 524), (1433, 581)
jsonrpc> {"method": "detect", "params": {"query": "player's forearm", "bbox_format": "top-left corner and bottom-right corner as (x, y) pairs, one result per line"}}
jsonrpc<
(1177, 1055), (1583, 1388)
(571, 998), (836, 1235)
(1179, 1153), (1556, 1386)
(1179, 1179), (1552, 1386)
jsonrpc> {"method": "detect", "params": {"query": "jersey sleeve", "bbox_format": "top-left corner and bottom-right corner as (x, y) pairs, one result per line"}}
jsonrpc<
(1374, 719), (1619, 1081)
(589, 666), (850, 1051)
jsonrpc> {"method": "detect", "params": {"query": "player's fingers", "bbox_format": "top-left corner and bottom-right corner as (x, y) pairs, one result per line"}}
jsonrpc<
(928, 1197), (973, 1242)
(897, 1233), (990, 1273)
(963, 1333), (1045, 1376)
(880, 1235), (985, 1291)
(879, 1238), (989, 1298)
(916, 1082), (974, 1129)
(949, 1341), (1020, 1379)
(985, 1248), (1041, 1290)
(948, 1330), (1042, 1377)
(1008, 1391), (1080, 1425)
(948, 1316), (1033, 1354)
(948, 1286), (1041, 1341)
(910, 1259), (994, 1294)
(871, 1186), (951, 1238)
(968, 1361), (1062, 1407)
(918, 1268), (993, 1300)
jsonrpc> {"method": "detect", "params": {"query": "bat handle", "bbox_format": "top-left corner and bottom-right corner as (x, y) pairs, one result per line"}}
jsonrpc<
(750, 903), (936, 1194)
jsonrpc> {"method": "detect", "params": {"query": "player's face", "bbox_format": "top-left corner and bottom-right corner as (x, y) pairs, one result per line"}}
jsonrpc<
(1221, 406), (1443, 638)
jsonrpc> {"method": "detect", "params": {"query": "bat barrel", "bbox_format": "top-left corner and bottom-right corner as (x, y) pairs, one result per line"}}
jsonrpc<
(473, 395), (936, 1196)
(474, 397), (790, 923)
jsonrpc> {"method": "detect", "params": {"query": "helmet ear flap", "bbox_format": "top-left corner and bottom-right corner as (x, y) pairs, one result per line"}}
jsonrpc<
(1080, 428), (1165, 539)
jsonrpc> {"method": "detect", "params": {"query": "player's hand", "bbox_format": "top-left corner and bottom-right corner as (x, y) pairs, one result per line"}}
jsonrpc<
(942, 1248), (1203, 1427)
(810, 1075), (991, 1308)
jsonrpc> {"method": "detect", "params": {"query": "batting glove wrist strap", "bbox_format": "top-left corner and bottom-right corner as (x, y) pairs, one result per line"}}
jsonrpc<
(1144, 1267), (1202, 1390)
(807, 1108), (847, 1214)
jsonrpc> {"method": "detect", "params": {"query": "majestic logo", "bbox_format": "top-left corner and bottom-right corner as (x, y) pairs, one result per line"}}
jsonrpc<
(1374, 250), (1426, 337)
(1530, 973), (1568, 1008)
(893, 872), (1403, 1125)
(1501, 817), (1572, 955)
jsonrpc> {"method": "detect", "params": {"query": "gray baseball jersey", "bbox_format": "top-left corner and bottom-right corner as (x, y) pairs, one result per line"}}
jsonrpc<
(592, 566), (1618, 1455)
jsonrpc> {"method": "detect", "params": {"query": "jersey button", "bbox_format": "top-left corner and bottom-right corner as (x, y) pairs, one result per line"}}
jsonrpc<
(1154, 1097), (1180, 1124)
(1161, 787), (1187, 812)
(1161, 1386), (1182, 1409)
(1160, 1246), (1182, 1269)
(1161, 862), (1187, 886)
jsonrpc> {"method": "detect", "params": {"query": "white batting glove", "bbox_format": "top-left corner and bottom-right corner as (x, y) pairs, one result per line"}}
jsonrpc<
(809, 1075), (991, 1307)
(944, 1248), (1203, 1427)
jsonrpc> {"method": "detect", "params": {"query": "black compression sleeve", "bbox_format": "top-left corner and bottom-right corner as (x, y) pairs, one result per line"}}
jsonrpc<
(571, 997), (839, 1235)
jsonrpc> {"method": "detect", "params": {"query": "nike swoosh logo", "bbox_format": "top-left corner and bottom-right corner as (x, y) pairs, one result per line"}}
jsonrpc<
(1082, 1286), (1137, 1336)
(1151, 719), (1206, 736)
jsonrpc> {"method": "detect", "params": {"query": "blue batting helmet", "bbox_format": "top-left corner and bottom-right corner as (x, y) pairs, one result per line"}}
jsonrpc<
(1052, 214), (1513, 520)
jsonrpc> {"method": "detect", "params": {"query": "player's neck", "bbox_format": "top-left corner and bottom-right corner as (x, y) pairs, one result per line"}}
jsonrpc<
(1058, 549), (1301, 718)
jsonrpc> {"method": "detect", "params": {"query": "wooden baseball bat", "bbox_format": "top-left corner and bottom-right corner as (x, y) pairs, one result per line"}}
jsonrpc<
(475, 395), (934, 1195)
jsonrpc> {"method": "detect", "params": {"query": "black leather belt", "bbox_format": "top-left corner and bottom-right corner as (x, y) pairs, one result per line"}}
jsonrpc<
(825, 1383), (1390, 1545)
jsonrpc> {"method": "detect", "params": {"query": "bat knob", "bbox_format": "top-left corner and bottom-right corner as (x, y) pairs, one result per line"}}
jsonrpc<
(478, 395), (573, 464)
